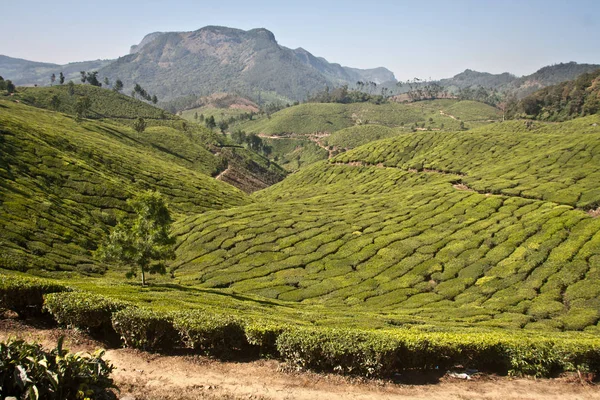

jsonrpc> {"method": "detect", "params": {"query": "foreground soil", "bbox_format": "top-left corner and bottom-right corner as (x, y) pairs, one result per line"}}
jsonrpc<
(1, 318), (599, 400)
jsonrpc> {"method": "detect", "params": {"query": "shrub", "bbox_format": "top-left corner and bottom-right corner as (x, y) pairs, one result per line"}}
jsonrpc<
(112, 307), (180, 351)
(43, 292), (129, 332)
(173, 310), (247, 358)
(0, 337), (114, 400)
(244, 321), (285, 356)
(276, 328), (398, 377)
(0, 275), (70, 317)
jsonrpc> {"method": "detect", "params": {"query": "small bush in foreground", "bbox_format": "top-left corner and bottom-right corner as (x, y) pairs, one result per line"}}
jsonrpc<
(43, 292), (129, 332)
(0, 337), (114, 400)
(0, 275), (70, 317)
(112, 307), (180, 351)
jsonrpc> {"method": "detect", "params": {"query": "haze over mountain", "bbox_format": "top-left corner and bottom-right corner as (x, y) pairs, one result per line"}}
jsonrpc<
(1, 25), (599, 108)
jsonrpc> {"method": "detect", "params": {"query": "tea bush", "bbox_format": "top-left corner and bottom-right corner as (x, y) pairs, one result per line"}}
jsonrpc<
(43, 292), (129, 332)
(0, 337), (114, 400)
(112, 307), (180, 351)
(173, 310), (247, 358)
(0, 275), (70, 317)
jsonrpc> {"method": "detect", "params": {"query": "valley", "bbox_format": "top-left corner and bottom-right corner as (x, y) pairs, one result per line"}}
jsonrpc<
(1, 14), (600, 399)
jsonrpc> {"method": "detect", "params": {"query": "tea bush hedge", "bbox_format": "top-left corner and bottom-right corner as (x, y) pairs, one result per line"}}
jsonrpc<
(0, 275), (70, 317)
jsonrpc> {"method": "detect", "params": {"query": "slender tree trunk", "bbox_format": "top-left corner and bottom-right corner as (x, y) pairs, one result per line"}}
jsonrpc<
(141, 267), (146, 287)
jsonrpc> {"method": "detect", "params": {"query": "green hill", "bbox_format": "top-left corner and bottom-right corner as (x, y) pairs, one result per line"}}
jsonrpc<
(3, 91), (600, 378)
(514, 68), (600, 121)
(13, 85), (287, 192)
(167, 117), (600, 334)
(236, 99), (501, 136)
(324, 125), (401, 150)
(0, 97), (253, 274)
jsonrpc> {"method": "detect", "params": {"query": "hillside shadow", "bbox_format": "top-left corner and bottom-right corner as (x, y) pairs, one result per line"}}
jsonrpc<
(142, 282), (285, 308)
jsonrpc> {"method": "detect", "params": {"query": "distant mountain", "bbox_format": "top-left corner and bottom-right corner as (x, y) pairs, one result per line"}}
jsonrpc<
(97, 26), (396, 103)
(289, 47), (395, 85)
(440, 62), (600, 98)
(0, 55), (113, 87)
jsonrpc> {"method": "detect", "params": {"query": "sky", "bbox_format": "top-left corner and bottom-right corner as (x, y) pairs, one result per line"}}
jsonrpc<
(2, 0), (599, 80)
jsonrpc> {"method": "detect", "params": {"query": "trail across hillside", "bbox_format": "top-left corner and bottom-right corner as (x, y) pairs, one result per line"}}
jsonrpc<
(1, 319), (599, 400)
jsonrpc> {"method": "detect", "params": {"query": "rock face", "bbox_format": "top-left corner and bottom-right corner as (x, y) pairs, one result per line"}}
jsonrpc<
(99, 26), (396, 102)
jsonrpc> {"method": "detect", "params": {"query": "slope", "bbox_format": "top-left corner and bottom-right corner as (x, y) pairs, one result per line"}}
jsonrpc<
(236, 100), (500, 136)
(13, 85), (287, 192)
(171, 118), (600, 332)
(514, 68), (600, 121)
(0, 99), (250, 274)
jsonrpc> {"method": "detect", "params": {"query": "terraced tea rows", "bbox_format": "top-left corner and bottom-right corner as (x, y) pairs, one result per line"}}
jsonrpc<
(0, 100), (249, 273)
(171, 120), (600, 331)
(333, 117), (600, 210)
(235, 99), (501, 136)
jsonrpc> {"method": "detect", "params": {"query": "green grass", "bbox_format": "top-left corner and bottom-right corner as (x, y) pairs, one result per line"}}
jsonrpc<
(333, 116), (600, 209)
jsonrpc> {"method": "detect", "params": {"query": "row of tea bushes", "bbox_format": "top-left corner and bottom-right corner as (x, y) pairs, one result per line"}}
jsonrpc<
(3, 275), (600, 378)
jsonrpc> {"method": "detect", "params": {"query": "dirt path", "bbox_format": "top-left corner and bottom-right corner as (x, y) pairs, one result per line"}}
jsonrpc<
(440, 110), (458, 120)
(215, 165), (231, 181)
(1, 320), (599, 400)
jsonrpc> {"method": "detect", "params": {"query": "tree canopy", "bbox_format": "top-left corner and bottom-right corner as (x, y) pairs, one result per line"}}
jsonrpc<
(96, 191), (175, 286)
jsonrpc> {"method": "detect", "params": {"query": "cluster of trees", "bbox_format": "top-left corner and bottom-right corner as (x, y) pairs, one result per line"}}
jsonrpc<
(399, 79), (447, 101)
(514, 69), (600, 121)
(50, 72), (65, 86)
(308, 84), (388, 104)
(0, 76), (16, 93)
(133, 83), (158, 104)
(231, 130), (272, 157)
(457, 86), (503, 106)
(80, 71), (102, 87)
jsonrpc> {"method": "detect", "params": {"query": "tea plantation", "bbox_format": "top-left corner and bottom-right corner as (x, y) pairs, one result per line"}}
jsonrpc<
(0, 98), (250, 273)
(2, 89), (600, 378)
(235, 99), (501, 135)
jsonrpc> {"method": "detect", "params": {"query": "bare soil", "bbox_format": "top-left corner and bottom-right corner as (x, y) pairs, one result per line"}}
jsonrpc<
(1, 318), (599, 400)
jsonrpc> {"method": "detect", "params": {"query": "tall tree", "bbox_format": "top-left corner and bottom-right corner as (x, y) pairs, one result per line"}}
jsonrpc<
(50, 73), (56, 86)
(96, 191), (175, 286)
(80, 71), (87, 83)
(50, 94), (61, 110)
(133, 117), (146, 133)
(152, 95), (158, 104)
(67, 80), (75, 96)
(114, 79), (124, 93)
(205, 115), (216, 129)
(75, 96), (92, 119)
(59, 72), (65, 85)
(86, 71), (102, 87)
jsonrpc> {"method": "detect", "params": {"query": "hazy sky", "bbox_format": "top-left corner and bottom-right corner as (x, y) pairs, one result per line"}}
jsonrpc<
(2, 0), (599, 80)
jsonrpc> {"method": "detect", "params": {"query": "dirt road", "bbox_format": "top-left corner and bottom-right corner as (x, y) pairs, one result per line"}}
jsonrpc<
(1, 319), (599, 400)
